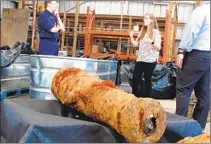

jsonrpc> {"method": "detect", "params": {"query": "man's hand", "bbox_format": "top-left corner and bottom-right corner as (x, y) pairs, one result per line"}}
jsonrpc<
(54, 9), (59, 17)
(176, 54), (184, 69)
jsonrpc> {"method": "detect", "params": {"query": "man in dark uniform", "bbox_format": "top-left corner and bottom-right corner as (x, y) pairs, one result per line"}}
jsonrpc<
(38, 1), (65, 56)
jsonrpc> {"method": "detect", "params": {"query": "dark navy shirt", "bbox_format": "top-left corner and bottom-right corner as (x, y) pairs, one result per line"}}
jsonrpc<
(38, 10), (59, 41)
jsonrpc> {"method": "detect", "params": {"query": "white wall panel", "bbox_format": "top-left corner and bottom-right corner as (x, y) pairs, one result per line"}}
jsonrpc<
(148, 3), (155, 14)
(176, 27), (184, 40)
(110, 1), (121, 15)
(102, 1), (111, 14)
(177, 4), (194, 23)
(80, 1), (86, 14)
(139, 2), (145, 16)
(95, 1), (103, 14)
(183, 6), (190, 22)
(154, 5), (161, 17)
(89, 1), (96, 11)
(84, 2), (90, 13)
(59, 1), (195, 23)
(59, 1), (76, 13)
(128, 2), (137, 16)
(143, 2), (149, 14)
(122, 1), (128, 15)
(160, 5), (167, 17)
(179, 5), (185, 21)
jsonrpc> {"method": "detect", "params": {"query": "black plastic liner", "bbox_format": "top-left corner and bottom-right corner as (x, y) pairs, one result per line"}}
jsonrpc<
(120, 62), (177, 99)
(0, 41), (34, 68)
(0, 99), (202, 143)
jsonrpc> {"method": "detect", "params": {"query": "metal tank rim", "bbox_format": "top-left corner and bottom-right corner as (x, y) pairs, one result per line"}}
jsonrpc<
(30, 55), (118, 63)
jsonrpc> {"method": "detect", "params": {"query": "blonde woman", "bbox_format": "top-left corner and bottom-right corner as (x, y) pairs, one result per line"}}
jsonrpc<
(130, 13), (161, 98)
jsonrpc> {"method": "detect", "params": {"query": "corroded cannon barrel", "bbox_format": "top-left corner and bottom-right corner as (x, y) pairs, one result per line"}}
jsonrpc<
(52, 67), (167, 143)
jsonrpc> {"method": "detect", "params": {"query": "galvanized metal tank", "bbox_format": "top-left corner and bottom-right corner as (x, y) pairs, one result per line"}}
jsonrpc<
(30, 55), (117, 100)
(1, 54), (31, 91)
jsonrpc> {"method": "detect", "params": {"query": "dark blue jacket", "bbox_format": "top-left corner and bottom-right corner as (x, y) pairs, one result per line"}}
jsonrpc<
(38, 10), (59, 56)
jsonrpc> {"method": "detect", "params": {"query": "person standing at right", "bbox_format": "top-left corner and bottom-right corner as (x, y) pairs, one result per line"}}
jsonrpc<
(176, 1), (210, 131)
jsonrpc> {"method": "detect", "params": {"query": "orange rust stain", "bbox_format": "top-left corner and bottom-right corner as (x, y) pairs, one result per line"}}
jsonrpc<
(91, 80), (118, 91)
(55, 68), (81, 96)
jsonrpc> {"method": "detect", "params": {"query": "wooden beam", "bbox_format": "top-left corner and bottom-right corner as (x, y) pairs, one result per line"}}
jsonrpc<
(89, 53), (115, 57)
(100, 20), (104, 30)
(31, 1), (37, 50)
(168, 0), (173, 62)
(162, 9), (170, 63)
(72, 0), (80, 57)
(84, 7), (90, 56)
(171, 1), (178, 61)
(36, 11), (166, 21)
(84, 7), (91, 56)
(18, 1), (23, 9)
(127, 16), (132, 56)
(61, 12), (66, 51)
(65, 36), (69, 54)
(88, 30), (137, 37)
(117, 1), (124, 55)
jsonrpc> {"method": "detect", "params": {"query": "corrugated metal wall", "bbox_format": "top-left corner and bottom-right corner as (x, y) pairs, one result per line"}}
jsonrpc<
(59, 1), (194, 22)
(0, 1), (17, 18)
(59, 1), (195, 40)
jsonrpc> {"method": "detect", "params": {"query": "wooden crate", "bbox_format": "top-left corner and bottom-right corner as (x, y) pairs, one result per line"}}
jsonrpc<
(1, 9), (30, 47)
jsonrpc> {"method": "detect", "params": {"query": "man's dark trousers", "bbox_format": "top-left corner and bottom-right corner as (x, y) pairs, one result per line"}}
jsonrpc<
(176, 50), (210, 129)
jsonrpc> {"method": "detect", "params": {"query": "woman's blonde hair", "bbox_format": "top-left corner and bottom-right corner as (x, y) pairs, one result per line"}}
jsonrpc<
(136, 13), (159, 41)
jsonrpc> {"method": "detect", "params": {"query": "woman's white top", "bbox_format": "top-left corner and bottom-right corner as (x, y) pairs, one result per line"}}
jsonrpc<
(136, 29), (161, 63)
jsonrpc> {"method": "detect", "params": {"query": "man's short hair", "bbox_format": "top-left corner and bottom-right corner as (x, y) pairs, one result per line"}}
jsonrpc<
(45, 0), (52, 6)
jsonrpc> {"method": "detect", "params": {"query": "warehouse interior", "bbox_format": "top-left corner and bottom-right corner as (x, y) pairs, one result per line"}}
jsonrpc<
(0, 0), (210, 143)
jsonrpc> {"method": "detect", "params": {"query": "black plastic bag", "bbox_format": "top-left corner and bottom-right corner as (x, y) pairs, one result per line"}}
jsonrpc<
(1, 41), (22, 68)
(120, 61), (135, 85)
(0, 41), (34, 68)
(151, 63), (177, 99)
(120, 62), (177, 99)
(0, 45), (10, 50)
(20, 42), (34, 54)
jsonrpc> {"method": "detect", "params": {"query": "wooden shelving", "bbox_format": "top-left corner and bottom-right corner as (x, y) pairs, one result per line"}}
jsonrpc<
(29, 1), (184, 62)
(84, 6), (174, 62)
